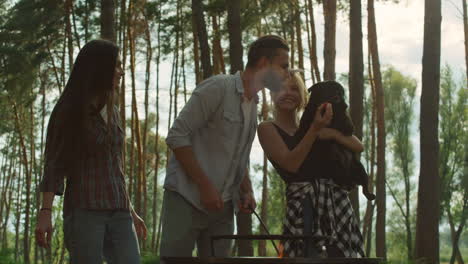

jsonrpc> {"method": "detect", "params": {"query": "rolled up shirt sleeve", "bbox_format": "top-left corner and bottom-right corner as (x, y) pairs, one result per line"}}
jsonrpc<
(166, 76), (225, 150)
(39, 113), (66, 195)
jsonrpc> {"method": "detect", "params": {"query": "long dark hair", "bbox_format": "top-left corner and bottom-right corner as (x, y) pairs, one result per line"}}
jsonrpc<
(45, 39), (119, 170)
(296, 81), (354, 139)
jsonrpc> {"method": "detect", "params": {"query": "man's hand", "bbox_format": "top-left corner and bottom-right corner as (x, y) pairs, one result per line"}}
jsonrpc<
(318, 128), (340, 140)
(35, 210), (53, 248)
(172, 146), (224, 211)
(199, 181), (224, 211)
(131, 211), (147, 240)
(238, 191), (256, 214)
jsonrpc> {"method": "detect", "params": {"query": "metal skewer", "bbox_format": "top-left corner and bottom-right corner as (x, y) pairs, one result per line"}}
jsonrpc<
(248, 204), (281, 256)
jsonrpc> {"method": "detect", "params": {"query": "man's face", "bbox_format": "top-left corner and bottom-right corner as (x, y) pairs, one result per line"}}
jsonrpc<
(262, 48), (289, 92)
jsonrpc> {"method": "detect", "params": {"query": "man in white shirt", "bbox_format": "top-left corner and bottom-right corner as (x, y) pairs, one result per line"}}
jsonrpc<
(160, 35), (290, 261)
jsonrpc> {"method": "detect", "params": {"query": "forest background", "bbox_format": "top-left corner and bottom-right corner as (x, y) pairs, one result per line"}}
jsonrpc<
(0, 0), (466, 263)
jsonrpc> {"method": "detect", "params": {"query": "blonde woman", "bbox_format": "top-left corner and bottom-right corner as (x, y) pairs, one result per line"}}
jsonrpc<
(257, 72), (365, 257)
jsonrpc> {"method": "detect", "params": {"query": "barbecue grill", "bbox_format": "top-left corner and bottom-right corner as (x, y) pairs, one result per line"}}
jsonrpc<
(162, 234), (383, 264)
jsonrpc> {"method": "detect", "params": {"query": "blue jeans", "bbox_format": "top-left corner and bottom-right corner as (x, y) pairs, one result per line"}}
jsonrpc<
(63, 209), (140, 264)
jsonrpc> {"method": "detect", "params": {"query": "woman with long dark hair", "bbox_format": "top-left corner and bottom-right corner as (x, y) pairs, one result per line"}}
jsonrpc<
(35, 39), (146, 264)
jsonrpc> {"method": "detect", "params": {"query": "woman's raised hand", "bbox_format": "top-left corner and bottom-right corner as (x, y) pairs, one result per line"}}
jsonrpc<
(311, 103), (333, 131)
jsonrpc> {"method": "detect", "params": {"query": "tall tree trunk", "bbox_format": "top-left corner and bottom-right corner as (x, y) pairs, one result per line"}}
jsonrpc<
(387, 181), (413, 260)
(227, 1), (252, 256)
(290, 5), (295, 69)
(258, 90), (270, 256)
(65, 0), (74, 70)
(119, 0), (127, 173)
(12, 102), (31, 264)
(323, 0), (336, 80)
(140, 8), (153, 251)
(61, 26), (67, 88)
(304, 0), (315, 83)
(171, 1), (182, 120)
(294, 0), (304, 79)
(192, 0), (212, 79)
(152, 3), (162, 251)
(1, 149), (16, 250)
(0, 141), (9, 244)
(364, 54), (376, 256)
(306, 0), (321, 82)
(447, 206), (466, 264)
(192, 12), (202, 84)
(403, 152), (413, 260)
(217, 16), (226, 74)
(0, 143), (15, 249)
(182, 31), (188, 104)
(58, 238), (66, 264)
(37, 76), (47, 264)
(127, 0), (135, 203)
(128, 1), (144, 218)
(84, 0), (90, 42)
(236, 187), (254, 256)
(415, 0), (441, 263)
(71, 2), (81, 49)
(279, 8), (288, 41)
(29, 94), (38, 262)
(14, 166), (22, 262)
(227, 0), (243, 74)
(173, 0), (181, 119)
(45, 43), (62, 93)
(257, 154), (269, 256)
(349, 0), (364, 220)
(367, 0), (386, 258)
(15, 160), (24, 262)
(129, 107), (135, 199)
(166, 56), (176, 170)
(212, 14), (225, 75)
(463, 0), (468, 80)
(101, 0), (115, 42)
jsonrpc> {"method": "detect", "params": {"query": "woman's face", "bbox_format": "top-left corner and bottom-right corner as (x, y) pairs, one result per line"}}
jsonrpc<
(273, 79), (301, 112)
(113, 55), (124, 91)
(94, 55), (123, 109)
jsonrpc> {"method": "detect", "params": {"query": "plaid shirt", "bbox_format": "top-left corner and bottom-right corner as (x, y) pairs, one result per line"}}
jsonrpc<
(39, 105), (130, 216)
(282, 180), (365, 257)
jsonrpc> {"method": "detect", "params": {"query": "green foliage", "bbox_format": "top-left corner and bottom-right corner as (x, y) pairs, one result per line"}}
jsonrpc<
(386, 205), (417, 262)
(439, 65), (467, 237)
(265, 167), (286, 235)
(251, 163), (286, 256)
(361, 73), (374, 172)
(0, 248), (18, 264)
(0, 0), (62, 97)
(141, 251), (161, 264)
(383, 66), (417, 186)
(382, 66), (417, 260)
(439, 66), (466, 192)
(73, 0), (100, 43)
(252, 164), (286, 235)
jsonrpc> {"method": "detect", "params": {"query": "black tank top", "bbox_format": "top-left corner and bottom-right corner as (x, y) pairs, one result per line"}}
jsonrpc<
(268, 123), (315, 183)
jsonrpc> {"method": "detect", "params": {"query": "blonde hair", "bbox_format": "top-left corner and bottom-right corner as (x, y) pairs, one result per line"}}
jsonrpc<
(291, 71), (308, 111)
(271, 70), (308, 125)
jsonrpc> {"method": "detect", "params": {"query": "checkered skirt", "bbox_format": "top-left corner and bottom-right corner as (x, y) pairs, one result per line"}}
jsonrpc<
(281, 179), (365, 257)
